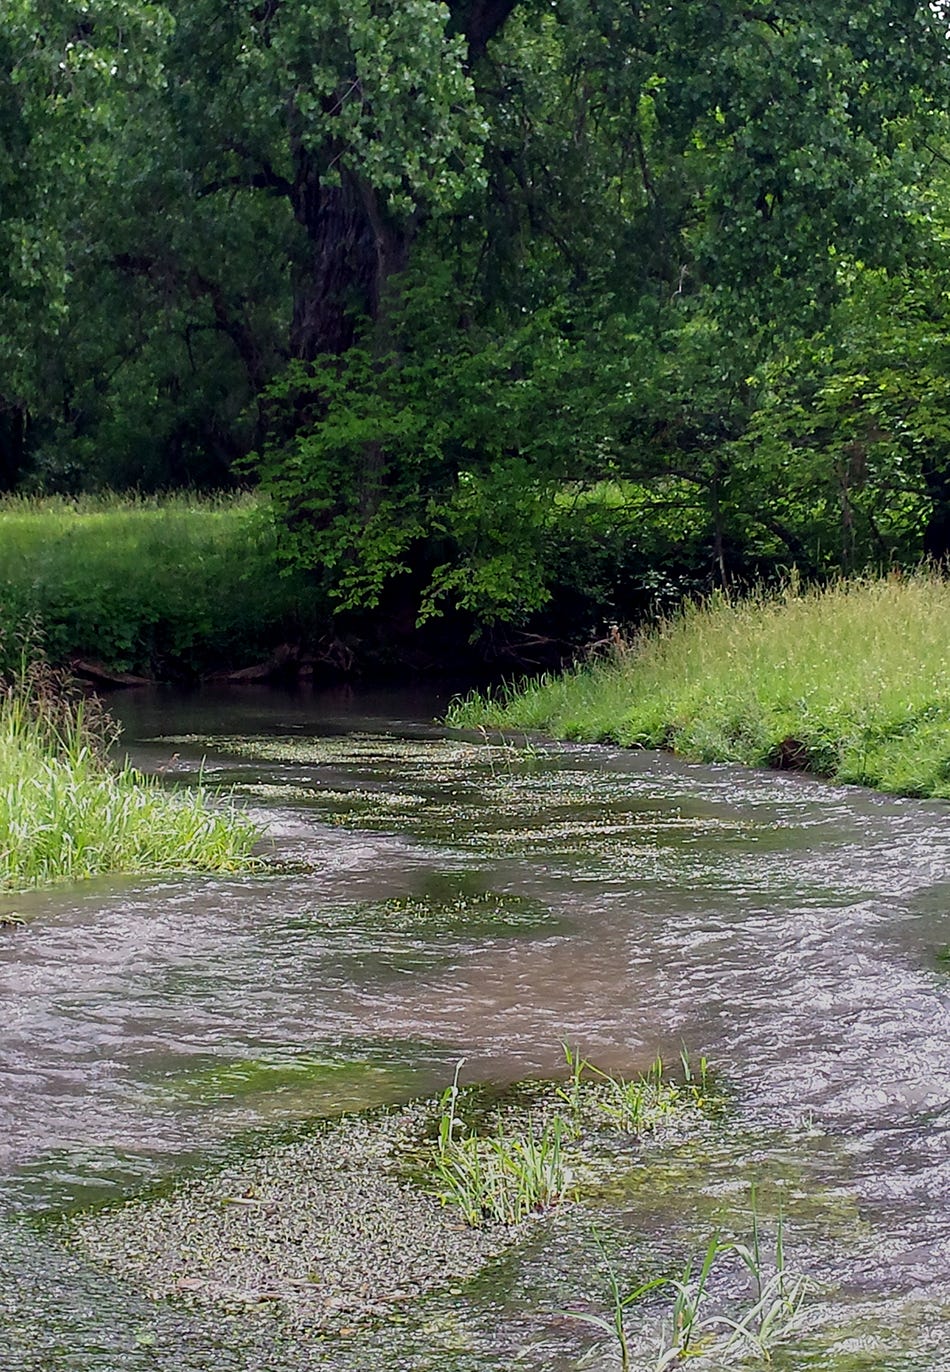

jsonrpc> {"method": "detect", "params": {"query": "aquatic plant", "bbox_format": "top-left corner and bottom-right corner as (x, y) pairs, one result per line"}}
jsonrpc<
(448, 573), (950, 801)
(557, 1044), (715, 1135)
(653, 1234), (723, 1368)
(427, 1053), (716, 1228)
(0, 662), (259, 889)
(706, 1201), (811, 1362)
(563, 1200), (811, 1371)
(429, 1064), (574, 1226)
(561, 1233), (670, 1372)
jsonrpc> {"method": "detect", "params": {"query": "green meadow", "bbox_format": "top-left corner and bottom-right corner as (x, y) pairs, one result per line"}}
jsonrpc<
(450, 574), (950, 800)
(0, 493), (318, 678)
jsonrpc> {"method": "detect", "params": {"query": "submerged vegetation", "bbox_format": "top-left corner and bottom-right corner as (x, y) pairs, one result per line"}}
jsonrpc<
(0, 663), (257, 890)
(70, 1051), (818, 1368)
(450, 574), (950, 800)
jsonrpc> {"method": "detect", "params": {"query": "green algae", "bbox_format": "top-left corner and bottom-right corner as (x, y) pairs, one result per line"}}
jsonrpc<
(148, 1043), (443, 1118)
(609, 1125), (870, 1245)
(154, 730), (765, 877)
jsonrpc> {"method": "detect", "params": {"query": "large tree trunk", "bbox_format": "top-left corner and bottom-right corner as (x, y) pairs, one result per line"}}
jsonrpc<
(289, 163), (379, 362)
(286, 0), (518, 362)
(279, 1), (519, 529)
(0, 400), (27, 491)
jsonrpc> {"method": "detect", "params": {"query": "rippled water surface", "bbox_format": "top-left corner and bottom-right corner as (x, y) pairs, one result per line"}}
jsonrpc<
(3, 686), (950, 1370)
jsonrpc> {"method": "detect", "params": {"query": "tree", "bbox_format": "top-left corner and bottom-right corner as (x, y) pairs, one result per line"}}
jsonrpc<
(3, 0), (950, 649)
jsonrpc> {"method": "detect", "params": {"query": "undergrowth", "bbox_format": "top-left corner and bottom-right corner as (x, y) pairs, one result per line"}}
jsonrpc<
(448, 573), (950, 799)
(0, 493), (321, 678)
(0, 661), (259, 889)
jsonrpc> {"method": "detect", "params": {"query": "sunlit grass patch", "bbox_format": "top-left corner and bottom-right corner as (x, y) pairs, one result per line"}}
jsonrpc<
(0, 492), (319, 678)
(0, 663), (258, 890)
(449, 573), (950, 800)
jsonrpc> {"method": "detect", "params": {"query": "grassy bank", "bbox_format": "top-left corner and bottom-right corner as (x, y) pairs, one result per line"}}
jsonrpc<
(449, 574), (950, 799)
(0, 493), (321, 679)
(0, 666), (258, 889)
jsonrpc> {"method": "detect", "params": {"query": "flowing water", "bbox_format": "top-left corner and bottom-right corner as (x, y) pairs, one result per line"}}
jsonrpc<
(3, 686), (950, 1370)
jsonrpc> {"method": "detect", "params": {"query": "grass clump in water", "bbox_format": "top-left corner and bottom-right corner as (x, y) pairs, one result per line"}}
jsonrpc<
(566, 1202), (811, 1370)
(429, 1063), (574, 1227)
(0, 662), (258, 890)
(449, 573), (950, 800)
(556, 1046), (715, 1135)
(426, 1052), (715, 1229)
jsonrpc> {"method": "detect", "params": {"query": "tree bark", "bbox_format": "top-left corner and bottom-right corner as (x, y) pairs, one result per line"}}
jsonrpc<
(288, 156), (379, 361)
(0, 400), (27, 492)
(453, 0), (521, 65)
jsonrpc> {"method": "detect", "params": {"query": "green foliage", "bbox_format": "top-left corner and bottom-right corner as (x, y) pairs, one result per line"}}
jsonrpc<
(449, 573), (950, 800)
(0, 494), (323, 678)
(427, 1062), (574, 1226)
(0, 1), (172, 389)
(557, 1046), (714, 1135)
(249, 296), (620, 625)
(0, 661), (258, 889)
(4, 0), (950, 647)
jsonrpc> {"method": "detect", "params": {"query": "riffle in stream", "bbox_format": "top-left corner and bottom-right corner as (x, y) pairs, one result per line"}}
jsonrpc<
(2, 687), (950, 1370)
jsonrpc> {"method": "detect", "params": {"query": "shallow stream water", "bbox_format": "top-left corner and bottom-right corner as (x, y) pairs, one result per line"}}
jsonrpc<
(3, 687), (950, 1370)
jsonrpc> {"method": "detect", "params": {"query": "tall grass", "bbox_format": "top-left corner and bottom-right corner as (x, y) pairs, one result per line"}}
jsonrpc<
(0, 492), (322, 678)
(449, 573), (950, 799)
(0, 664), (258, 889)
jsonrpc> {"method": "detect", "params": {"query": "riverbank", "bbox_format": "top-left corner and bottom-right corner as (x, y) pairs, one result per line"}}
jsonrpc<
(0, 493), (322, 681)
(0, 666), (257, 890)
(449, 574), (950, 800)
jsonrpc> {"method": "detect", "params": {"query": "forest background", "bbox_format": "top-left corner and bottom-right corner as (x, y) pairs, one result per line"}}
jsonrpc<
(3, 0), (950, 678)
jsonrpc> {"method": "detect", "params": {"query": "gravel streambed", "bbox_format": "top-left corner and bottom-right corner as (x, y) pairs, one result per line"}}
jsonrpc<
(70, 1104), (515, 1334)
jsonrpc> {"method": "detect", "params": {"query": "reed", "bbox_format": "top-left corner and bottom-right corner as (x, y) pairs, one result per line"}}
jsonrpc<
(0, 663), (258, 890)
(562, 1202), (810, 1371)
(449, 572), (950, 799)
(428, 1063), (574, 1226)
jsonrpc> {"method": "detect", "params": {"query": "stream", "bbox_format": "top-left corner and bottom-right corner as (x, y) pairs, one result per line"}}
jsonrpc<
(2, 686), (950, 1370)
